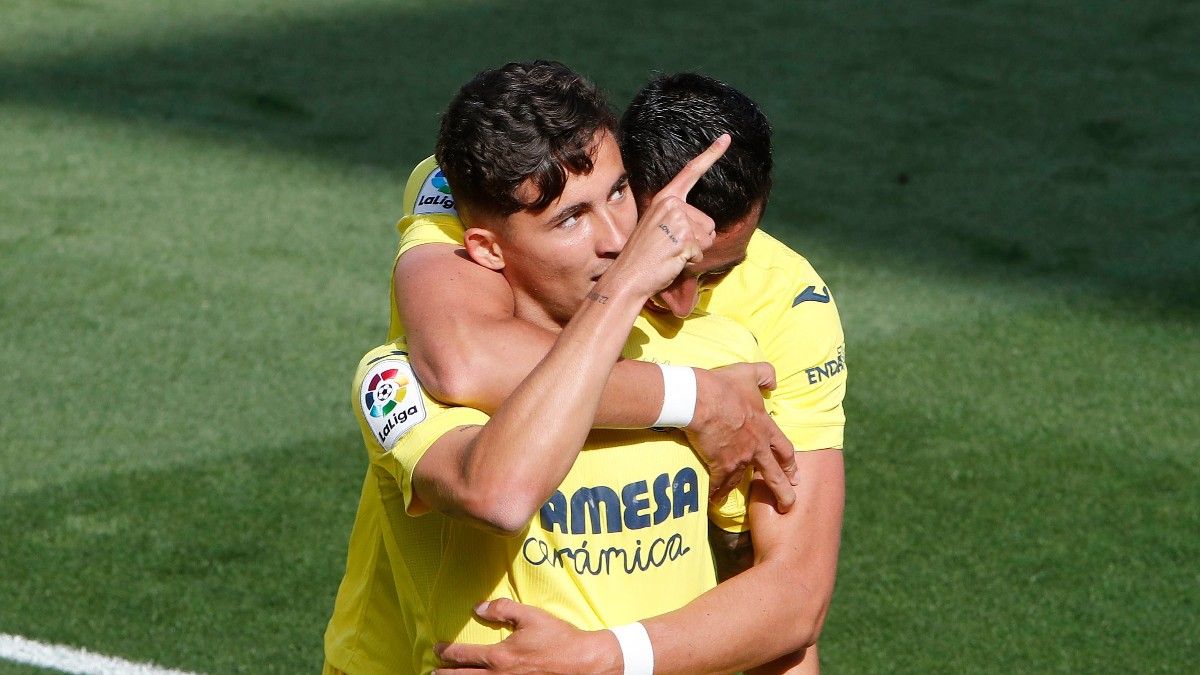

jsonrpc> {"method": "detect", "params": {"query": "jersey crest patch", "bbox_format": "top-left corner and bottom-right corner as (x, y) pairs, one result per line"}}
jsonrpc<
(411, 165), (458, 216)
(360, 360), (427, 449)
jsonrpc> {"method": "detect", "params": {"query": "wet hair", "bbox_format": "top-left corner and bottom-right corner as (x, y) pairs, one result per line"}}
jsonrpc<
(436, 60), (617, 218)
(620, 73), (773, 231)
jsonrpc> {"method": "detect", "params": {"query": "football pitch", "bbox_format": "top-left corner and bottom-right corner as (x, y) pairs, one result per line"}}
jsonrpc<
(1, 0), (1197, 672)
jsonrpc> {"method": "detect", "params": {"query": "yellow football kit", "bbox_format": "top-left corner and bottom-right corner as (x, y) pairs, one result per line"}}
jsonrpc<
(387, 156), (848, 452)
(326, 311), (760, 675)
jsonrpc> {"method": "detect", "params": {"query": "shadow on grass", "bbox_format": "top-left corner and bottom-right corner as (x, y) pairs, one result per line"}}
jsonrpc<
(0, 432), (365, 674)
(826, 310), (1200, 669)
(1, 0), (1197, 314)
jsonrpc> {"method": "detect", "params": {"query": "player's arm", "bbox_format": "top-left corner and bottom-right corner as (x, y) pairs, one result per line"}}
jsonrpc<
(729, 265), (847, 673)
(643, 448), (843, 674)
(435, 449), (842, 674)
(709, 476), (829, 675)
(397, 140), (797, 508)
(395, 242), (664, 426)
(409, 271), (646, 534)
(408, 139), (726, 533)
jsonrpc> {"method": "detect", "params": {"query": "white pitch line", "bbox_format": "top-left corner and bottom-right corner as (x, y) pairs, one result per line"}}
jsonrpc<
(0, 633), (199, 675)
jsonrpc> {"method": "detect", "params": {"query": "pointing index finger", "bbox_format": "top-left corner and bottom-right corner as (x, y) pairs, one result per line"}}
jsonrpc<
(660, 133), (731, 200)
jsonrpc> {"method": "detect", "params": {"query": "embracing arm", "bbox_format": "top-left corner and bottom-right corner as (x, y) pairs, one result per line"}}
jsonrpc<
(642, 449), (844, 674)
(709, 520), (821, 675)
(436, 449), (843, 674)
(411, 275), (646, 534)
(396, 242), (797, 507)
(396, 136), (796, 507)
(395, 243), (663, 427)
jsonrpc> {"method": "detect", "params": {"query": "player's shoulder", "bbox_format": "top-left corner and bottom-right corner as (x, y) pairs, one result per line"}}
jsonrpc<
(741, 229), (828, 291)
(689, 312), (761, 362)
(727, 229), (844, 322)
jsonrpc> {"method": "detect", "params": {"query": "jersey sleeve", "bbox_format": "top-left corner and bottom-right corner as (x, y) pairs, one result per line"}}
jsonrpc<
(396, 154), (466, 254)
(759, 269), (847, 452)
(701, 232), (847, 452)
(353, 348), (488, 514)
(396, 214), (466, 256)
(387, 156), (468, 342)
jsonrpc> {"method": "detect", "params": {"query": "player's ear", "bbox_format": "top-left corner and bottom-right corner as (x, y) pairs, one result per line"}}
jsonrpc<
(464, 227), (505, 270)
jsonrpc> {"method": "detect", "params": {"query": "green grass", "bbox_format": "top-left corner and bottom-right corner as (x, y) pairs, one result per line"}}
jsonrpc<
(1, 0), (1197, 672)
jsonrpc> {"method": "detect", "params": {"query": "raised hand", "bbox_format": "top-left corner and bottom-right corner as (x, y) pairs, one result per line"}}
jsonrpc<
(598, 134), (731, 299)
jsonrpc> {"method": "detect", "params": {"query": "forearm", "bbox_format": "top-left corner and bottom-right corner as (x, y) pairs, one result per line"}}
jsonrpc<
(455, 281), (647, 526)
(642, 559), (825, 674)
(414, 319), (665, 428)
(708, 525), (818, 674)
(397, 246), (663, 428)
(642, 452), (844, 675)
(404, 260), (804, 510)
(745, 645), (819, 675)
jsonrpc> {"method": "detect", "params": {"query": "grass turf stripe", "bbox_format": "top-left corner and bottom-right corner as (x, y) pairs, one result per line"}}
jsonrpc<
(0, 634), (198, 675)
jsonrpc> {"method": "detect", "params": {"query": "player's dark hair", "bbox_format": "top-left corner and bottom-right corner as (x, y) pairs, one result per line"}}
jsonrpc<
(620, 73), (773, 232)
(436, 61), (617, 218)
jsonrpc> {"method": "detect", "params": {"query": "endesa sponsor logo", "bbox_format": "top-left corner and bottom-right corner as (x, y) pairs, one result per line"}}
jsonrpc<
(538, 467), (700, 535)
(521, 467), (702, 576)
(805, 344), (847, 385)
(522, 531), (691, 576)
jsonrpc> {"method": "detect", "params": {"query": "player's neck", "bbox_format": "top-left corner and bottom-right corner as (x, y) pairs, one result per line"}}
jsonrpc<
(512, 293), (567, 334)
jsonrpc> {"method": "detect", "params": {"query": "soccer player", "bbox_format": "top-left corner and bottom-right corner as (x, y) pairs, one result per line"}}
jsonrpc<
(325, 62), (844, 674)
(390, 72), (846, 673)
(325, 61), (789, 674)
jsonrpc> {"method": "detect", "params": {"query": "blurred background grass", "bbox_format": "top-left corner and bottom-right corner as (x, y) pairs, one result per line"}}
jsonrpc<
(1, 0), (1197, 672)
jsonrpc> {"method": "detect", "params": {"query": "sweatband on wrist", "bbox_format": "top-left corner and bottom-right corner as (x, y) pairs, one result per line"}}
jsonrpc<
(609, 622), (654, 675)
(652, 364), (697, 428)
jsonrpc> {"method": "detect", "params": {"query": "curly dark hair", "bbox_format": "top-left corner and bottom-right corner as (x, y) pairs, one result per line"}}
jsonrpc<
(620, 73), (773, 232)
(436, 61), (617, 218)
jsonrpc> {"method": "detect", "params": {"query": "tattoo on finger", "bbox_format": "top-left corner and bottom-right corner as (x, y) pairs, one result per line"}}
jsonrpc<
(658, 223), (680, 244)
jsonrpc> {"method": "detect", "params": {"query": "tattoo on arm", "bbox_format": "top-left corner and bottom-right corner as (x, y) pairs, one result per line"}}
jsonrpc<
(587, 290), (609, 304)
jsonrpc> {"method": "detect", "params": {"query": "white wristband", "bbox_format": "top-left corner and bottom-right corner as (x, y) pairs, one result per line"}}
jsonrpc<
(609, 622), (654, 675)
(653, 364), (697, 428)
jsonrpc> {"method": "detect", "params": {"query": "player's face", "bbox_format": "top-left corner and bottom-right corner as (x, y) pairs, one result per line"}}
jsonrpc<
(495, 131), (637, 327)
(646, 202), (761, 318)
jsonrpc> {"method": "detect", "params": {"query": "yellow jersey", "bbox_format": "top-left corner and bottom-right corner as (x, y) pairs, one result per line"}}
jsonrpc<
(325, 311), (760, 675)
(387, 156), (847, 452)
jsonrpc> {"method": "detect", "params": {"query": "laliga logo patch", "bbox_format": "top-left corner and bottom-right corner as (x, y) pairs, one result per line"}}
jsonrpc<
(361, 360), (426, 449)
(412, 167), (458, 216)
(431, 170), (451, 194)
(365, 369), (405, 418)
